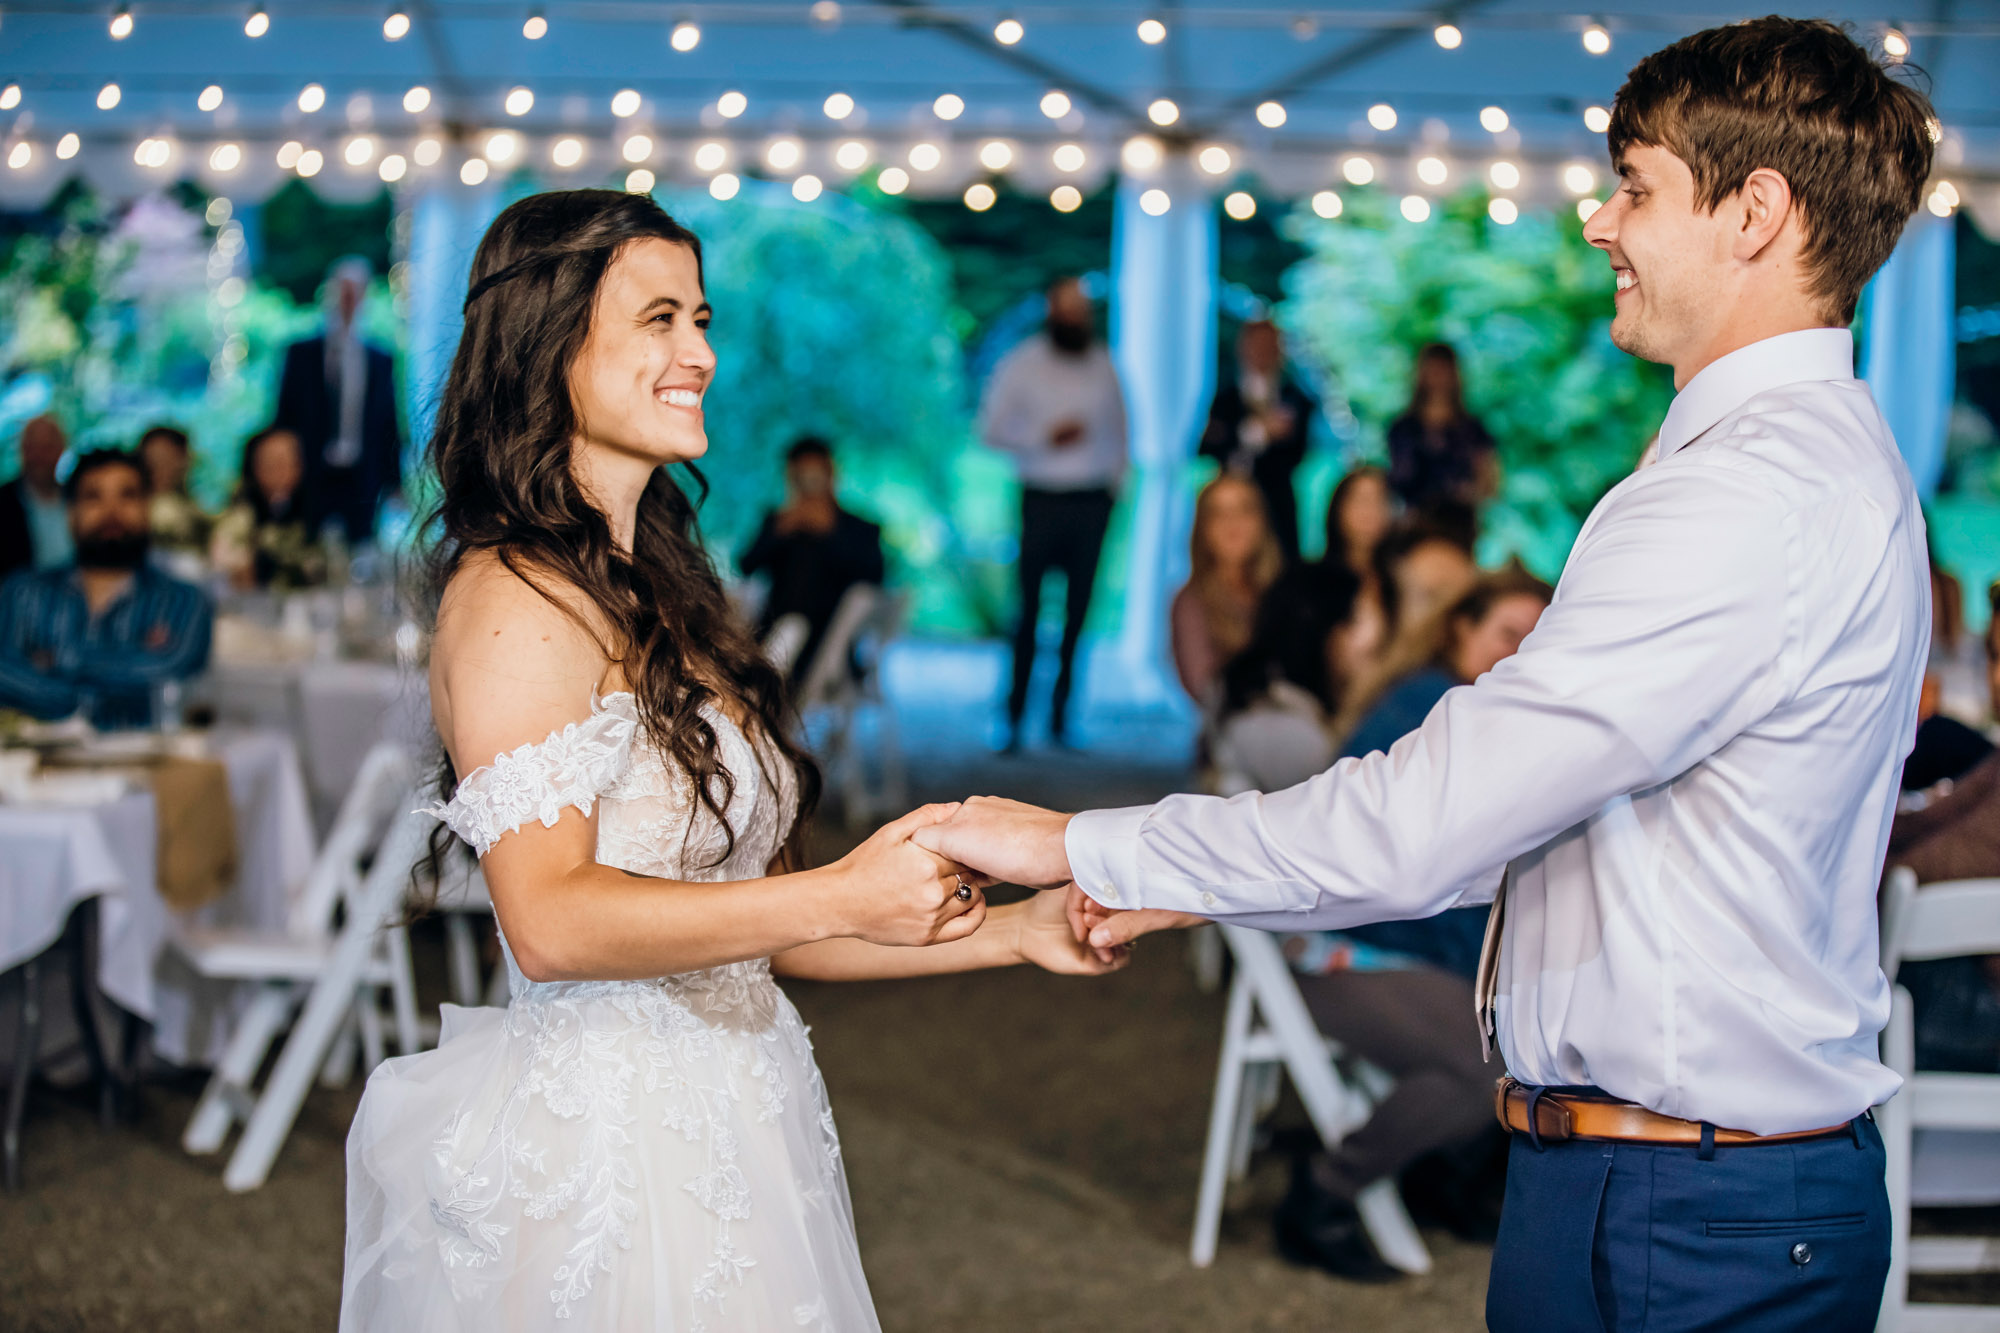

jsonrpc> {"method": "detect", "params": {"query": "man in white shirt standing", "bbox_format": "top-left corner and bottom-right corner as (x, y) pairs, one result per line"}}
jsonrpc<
(978, 276), (1129, 752)
(922, 19), (1937, 1330)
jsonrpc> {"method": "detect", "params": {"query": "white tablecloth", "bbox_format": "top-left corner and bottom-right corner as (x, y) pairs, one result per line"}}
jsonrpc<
(0, 728), (317, 1066)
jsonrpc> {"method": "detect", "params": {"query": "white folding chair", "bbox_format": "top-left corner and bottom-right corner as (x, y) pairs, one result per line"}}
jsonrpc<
(436, 856), (509, 1011)
(797, 585), (909, 826)
(1876, 868), (2000, 1332)
(1191, 923), (1432, 1274)
(173, 744), (426, 1191)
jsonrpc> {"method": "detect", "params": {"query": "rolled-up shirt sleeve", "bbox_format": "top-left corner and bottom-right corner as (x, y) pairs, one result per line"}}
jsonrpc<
(1068, 461), (1798, 931)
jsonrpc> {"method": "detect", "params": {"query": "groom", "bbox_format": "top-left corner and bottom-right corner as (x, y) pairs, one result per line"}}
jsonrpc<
(918, 18), (1938, 1332)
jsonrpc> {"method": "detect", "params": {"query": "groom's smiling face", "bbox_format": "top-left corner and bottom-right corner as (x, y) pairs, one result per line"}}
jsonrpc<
(569, 237), (716, 470)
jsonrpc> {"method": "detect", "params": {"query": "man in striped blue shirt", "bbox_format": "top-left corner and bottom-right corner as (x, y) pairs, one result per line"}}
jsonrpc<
(0, 449), (212, 730)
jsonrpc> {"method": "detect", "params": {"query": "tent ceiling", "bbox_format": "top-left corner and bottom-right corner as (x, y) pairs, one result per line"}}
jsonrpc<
(1, 1), (1994, 210)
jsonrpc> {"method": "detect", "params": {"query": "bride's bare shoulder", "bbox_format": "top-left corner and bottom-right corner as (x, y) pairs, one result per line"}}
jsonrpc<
(431, 551), (617, 764)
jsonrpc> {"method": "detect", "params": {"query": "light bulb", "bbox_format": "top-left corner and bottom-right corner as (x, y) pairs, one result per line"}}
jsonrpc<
(765, 138), (801, 170)
(344, 136), (375, 166)
(57, 133), (80, 159)
(7, 142), (32, 170)
(552, 137), (583, 168)
(792, 174), (822, 202)
(670, 20), (700, 51)
(523, 10), (547, 39)
(979, 140), (1013, 171)
(1416, 156), (1447, 185)
(626, 168), (656, 193)
(1576, 197), (1601, 221)
(1488, 198), (1518, 225)
(611, 89), (642, 118)
(1341, 156), (1374, 185)
(1367, 103), (1397, 131)
(276, 140), (302, 168)
(622, 134), (652, 163)
(504, 87), (534, 116)
(383, 10), (410, 40)
(694, 141), (727, 171)
(1563, 163), (1595, 194)
(110, 7), (133, 39)
(1197, 145), (1232, 175)
(1489, 161), (1520, 189)
(459, 157), (488, 185)
(1121, 136), (1161, 171)
(0, 86), (18, 111)
(708, 171), (739, 199)
(413, 138), (441, 165)
(909, 141), (942, 171)
(716, 91), (746, 118)
(932, 93), (964, 121)
(1137, 18), (1166, 44)
(835, 140), (869, 171)
(1052, 143), (1085, 172)
(810, 1), (841, 24)
(1051, 184), (1082, 212)
(1434, 23), (1461, 48)
(964, 182), (996, 211)
(1223, 191), (1256, 220)
(245, 7), (269, 37)
(994, 17), (1023, 44)
(199, 85), (224, 113)
(1883, 27), (1909, 60)
(1583, 105), (1611, 133)
(379, 152), (407, 181)
(403, 86), (431, 114)
(296, 148), (324, 177)
(1256, 101), (1286, 129)
(1399, 195), (1431, 222)
(1311, 190), (1342, 219)
(298, 83), (325, 113)
(1480, 106), (1508, 133)
(1148, 98), (1179, 126)
(1582, 22), (1611, 55)
(824, 92), (854, 120)
(485, 131), (519, 163)
(1139, 188), (1170, 216)
(1040, 90), (1071, 119)
(877, 166), (909, 194)
(98, 83), (122, 111)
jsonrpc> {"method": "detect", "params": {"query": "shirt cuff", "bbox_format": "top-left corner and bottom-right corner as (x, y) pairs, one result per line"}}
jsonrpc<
(1065, 804), (1153, 911)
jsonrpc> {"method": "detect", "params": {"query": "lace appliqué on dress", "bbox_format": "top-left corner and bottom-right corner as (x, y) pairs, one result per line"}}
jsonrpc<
(424, 693), (641, 856)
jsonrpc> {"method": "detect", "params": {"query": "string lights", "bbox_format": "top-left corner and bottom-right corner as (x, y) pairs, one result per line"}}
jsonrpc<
(245, 6), (269, 38)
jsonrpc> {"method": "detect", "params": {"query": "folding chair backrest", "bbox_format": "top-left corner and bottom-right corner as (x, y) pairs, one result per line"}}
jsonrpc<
(1883, 875), (2000, 985)
(1880, 866), (1917, 980)
(795, 584), (881, 710)
(344, 802), (433, 942)
(762, 614), (811, 677)
(285, 741), (412, 938)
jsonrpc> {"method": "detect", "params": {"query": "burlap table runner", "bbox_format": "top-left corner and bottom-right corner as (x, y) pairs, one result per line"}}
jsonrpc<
(41, 751), (240, 911)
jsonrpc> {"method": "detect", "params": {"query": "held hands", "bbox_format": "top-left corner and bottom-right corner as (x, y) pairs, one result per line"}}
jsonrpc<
(822, 803), (990, 947)
(909, 796), (1075, 889)
(1065, 885), (1205, 963)
(1008, 886), (1129, 976)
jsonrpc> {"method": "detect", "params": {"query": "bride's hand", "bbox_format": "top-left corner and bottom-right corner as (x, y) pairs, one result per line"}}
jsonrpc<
(820, 804), (991, 947)
(1010, 885), (1129, 976)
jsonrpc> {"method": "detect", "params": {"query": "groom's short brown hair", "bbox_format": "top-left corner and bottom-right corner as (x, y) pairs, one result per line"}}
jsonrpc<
(1607, 16), (1936, 323)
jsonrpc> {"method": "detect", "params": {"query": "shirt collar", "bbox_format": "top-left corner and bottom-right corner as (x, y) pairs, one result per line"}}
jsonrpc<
(1655, 327), (1855, 461)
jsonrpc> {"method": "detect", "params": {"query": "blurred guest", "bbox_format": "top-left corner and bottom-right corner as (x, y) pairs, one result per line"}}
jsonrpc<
(1200, 320), (1317, 562)
(211, 426), (325, 591)
(0, 414), (73, 578)
(979, 275), (1128, 750)
(138, 423), (210, 553)
(1385, 343), (1496, 548)
(1926, 537), (1990, 727)
(1170, 475), (1283, 709)
(0, 449), (212, 729)
(1323, 466), (1396, 673)
(1209, 561), (1358, 793)
(739, 437), (885, 687)
(1331, 525), (1477, 740)
(273, 257), (403, 544)
(1273, 569), (1552, 1279)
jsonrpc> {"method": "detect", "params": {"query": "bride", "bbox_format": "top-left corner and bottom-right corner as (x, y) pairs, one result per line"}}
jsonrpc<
(340, 189), (1122, 1331)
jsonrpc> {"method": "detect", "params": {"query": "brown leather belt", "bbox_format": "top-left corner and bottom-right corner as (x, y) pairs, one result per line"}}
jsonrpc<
(1494, 1077), (1852, 1147)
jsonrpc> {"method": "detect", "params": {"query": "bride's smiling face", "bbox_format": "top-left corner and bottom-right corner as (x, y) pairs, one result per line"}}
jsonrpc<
(569, 237), (715, 470)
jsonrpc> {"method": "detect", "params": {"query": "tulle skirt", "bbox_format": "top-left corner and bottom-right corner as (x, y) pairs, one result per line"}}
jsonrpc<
(341, 972), (879, 1332)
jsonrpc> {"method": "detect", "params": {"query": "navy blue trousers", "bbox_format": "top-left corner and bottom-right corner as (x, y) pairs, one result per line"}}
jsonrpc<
(1487, 1112), (1890, 1332)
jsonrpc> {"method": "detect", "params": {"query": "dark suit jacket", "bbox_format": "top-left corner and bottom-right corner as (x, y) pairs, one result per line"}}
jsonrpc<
(1200, 377), (1316, 559)
(0, 480), (34, 582)
(273, 336), (403, 540)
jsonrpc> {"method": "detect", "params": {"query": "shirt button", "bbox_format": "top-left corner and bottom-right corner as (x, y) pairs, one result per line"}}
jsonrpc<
(1200, 891), (1218, 908)
(1098, 884), (1119, 904)
(1790, 1242), (1813, 1266)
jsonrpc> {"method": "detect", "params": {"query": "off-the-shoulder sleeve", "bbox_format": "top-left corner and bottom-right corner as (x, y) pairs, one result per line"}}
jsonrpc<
(422, 693), (640, 856)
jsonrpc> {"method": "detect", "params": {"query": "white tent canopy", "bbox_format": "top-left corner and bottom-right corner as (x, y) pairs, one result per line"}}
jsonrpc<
(0, 1), (1994, 220)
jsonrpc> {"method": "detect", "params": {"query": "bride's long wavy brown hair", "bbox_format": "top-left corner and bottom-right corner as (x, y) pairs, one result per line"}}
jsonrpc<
(419, 188), (818, 885)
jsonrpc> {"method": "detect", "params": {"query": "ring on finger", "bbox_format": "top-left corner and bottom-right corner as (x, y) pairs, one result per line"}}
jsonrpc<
(953, 873), (974, 903)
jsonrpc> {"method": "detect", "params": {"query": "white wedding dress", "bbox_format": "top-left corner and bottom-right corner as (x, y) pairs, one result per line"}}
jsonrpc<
(341, 692), (880, 1331)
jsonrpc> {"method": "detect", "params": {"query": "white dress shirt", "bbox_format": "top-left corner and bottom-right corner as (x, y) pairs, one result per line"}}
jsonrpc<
(978, 334), (1129, 491)
(1068, 328), (1928, 1134)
